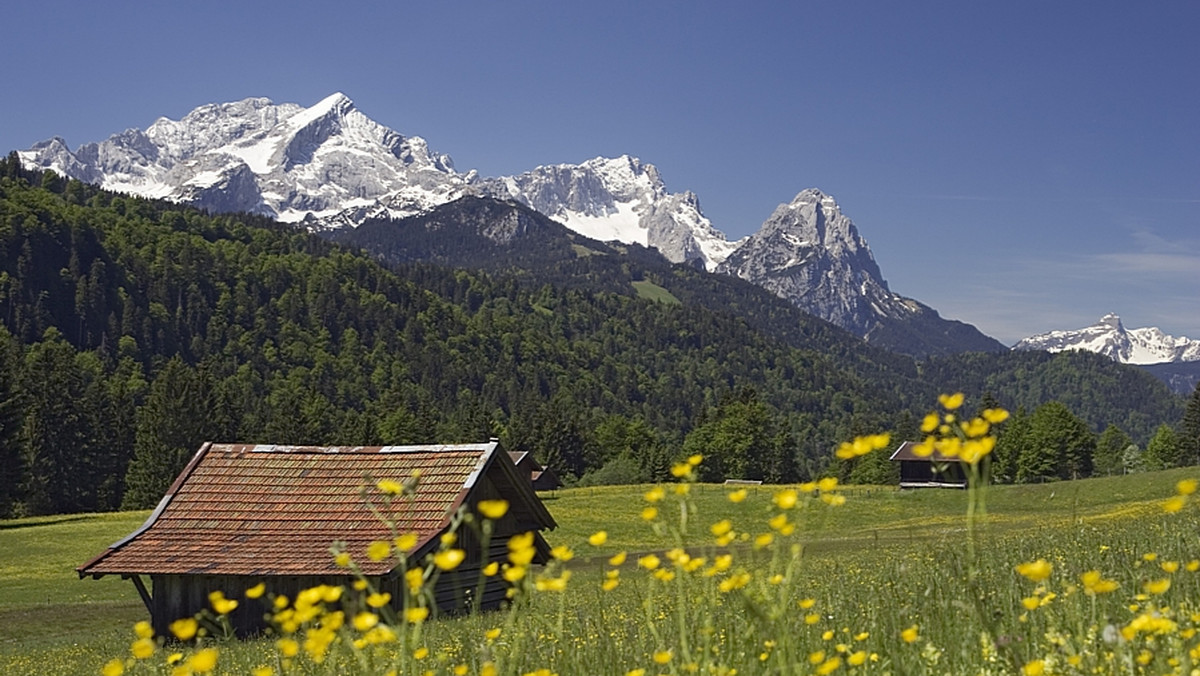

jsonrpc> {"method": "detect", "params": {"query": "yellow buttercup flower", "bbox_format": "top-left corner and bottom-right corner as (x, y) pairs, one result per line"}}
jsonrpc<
(982, 408), (1010, 423)
(483, 561), (500, 576)
(551, 545), (574, 561)
(1015, 559), (1052, 582)
(1177, 479), (1198, 495)
(588, 530), (608, 546)
(641, 506), (658, 521)
(1143, 578), (1171, 595)
(901, 625), (919, 643)
(1022, 660), (1045, 676)
(394, 533), (418, 551)
(102, 659), (124, 676)
(376, 478), (403, 495)
(609, 551), (627, 566)
(638, 554), (661, 570)
(653, 650), (672, 664)
(367, 540), (392, 562)
(130, 637), (155, 659)
(188, 648), (219, 674)
(405, 606), (430, 623)
(644, 487), (665, 503)
(367, 592), (391, 607)
(245, 582), (266, 599)
(727, 488), (747, 503)
(353, 612), (379, 632)
(773, 489), (798, 509)
(434, 549), (465, 571)
(208, 590), (239, 615)
(938, 392), (964, 410)
(477, 499), (509, 519)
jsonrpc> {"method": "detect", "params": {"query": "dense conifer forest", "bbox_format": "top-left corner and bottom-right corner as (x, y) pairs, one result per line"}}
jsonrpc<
(0, 153), (1189, 516)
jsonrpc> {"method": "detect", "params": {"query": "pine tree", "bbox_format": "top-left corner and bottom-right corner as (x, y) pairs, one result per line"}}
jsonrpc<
(1180, 383), (1200, 466)
(0, 327), (25, 517)
(1093, 424), (1133, 476)
(122, 357), (214, 509)
(1142, 424), (1181, 471)
(1018, 401), (1094, 482)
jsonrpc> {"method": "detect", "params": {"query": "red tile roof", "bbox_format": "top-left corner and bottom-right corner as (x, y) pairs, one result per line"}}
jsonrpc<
(79, 442), (538, 577)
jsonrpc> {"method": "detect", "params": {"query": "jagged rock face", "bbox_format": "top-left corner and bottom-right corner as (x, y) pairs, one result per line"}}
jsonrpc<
(19, 92), (1006, 356)
(19, 95), (736, 269)
(475, 156), (739, 271)
(19, 93), (465, 222)
(1014, 314), (1200, 364)
(718, 189), (915, 336)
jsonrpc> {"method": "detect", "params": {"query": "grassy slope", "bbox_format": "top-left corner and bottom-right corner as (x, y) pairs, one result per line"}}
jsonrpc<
(1, 469), (1194, 672)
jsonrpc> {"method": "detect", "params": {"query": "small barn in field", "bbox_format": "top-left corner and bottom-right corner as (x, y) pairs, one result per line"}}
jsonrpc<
(78, 441), (556, 636)
(508, 451), (563, 491)
(889, 440), (968, 488)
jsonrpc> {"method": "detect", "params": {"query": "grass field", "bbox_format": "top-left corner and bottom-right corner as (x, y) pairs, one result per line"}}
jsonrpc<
(2, 468), (1198, 675)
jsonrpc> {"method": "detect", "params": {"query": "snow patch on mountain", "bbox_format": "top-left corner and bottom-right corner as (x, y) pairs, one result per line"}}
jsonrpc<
(1013, 314), (1200, 364)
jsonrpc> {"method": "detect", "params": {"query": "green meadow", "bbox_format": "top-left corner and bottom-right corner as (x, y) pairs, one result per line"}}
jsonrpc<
(3, 469), (1199, 675)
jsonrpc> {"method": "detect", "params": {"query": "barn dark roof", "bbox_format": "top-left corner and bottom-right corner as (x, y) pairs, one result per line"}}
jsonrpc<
(888, 440), (966, 463)
(79, 441), (555, 578)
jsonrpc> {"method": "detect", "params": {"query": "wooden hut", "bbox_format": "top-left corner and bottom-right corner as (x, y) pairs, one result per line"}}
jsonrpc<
(78, 441), (556, 636)
(889, 440), (968, 489)
(508, 451), (563, 491)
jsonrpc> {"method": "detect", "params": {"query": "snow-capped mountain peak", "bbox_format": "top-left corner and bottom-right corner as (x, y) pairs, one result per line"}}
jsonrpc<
(1013, 314), (1200, 364)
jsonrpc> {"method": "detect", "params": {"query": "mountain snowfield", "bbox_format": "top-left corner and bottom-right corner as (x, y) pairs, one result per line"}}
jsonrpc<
(18, 92), (996, 352)
(1014, 314), (1200, 364)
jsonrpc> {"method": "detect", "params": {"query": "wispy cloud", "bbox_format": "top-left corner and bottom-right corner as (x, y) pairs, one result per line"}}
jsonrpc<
(911, 229), (1200, 344)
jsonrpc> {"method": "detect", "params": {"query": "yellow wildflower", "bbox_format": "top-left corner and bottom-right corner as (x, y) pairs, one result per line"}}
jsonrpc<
(1080, 570), (1120, 595)
(938, 392), (965, 410)
(727, 488), (747, 503)
(102, 659), (124, 676)
(405, 606), (430, 623)
(1178, 479), (1198, 495)
(1143, 578), (1171, 595)
(609, 551), (627, 566)
(711, 519), (733, 537)
(477, 499), (509, 519)
(353, 612), (379, 632)
(588, 530), (608, 546)
(901, 625), (919, 643)
(245, 582), (266, 599)
(208, 590), (238, 615)
(817, 477), (838, 492)
(434, 549), (465, 571)
(638, 554), (661, 570)
(405, 567), (424, 591)
(376, 479), (403, 495)
(982, 408), (1010, 423)
(189, 648), (219, 674)
(641, 506), (658, 521)
(1022, 660), (1045, 676)
(394, 533), (418, 551)
(1015, 559), (1052, 582)
(773, 489), (798, 509)
(653, 650), (672, 664)
(131, 637), (155, 659)
(644, 487), (665, 503)
(367, 540), (391, 562)
(483, 561), (499, 576)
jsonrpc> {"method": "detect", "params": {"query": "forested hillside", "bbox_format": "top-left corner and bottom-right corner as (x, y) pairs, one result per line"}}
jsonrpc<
(0, 154), (1187, 517)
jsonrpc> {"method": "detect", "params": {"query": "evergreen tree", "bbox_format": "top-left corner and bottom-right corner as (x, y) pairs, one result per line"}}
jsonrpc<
(19, 328), (90, 514)
(122, 357), (216, 509)
(1142, 423), (1181, 471)
(992, 407), (1028, 484)
(1093, 424), (1133, 476)
(1017, 401), (1094, 482)
(0, 327), (25, 517)
(1180, 383), (1200, 466)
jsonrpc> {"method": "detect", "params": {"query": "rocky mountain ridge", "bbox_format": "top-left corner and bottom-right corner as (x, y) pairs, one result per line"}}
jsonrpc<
(1014, 314), (1200, 365)
(18, 92), (1003, 355)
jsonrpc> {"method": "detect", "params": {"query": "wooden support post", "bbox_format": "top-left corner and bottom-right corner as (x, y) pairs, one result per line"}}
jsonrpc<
(128, 574), (153, 616)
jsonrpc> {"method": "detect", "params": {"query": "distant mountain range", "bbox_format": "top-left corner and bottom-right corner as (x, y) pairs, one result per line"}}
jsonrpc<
(18, 92), (1004, 357)
(1014, 314), (1200, 394)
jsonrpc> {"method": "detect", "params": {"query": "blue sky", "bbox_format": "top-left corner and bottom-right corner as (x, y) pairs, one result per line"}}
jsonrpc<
(3, 1), (1197, 344)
